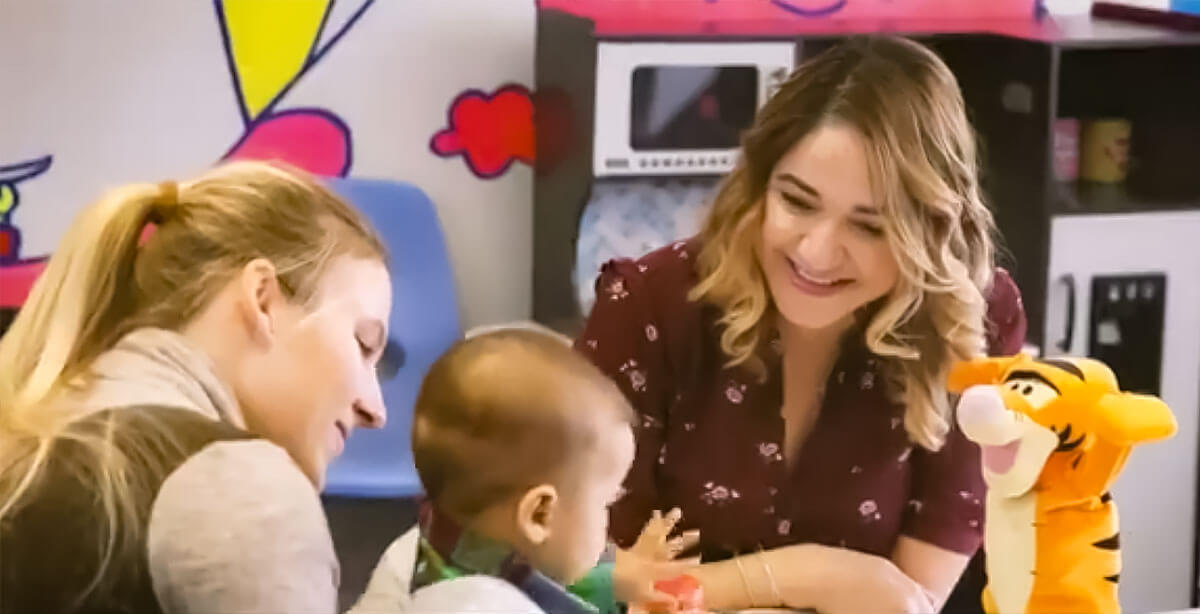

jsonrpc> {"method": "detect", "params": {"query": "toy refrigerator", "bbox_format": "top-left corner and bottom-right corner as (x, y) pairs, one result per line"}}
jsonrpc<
(1043, 210), (1200, 612)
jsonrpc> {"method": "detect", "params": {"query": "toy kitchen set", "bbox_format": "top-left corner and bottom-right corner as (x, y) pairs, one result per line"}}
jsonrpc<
(532, 1), (1200, 611)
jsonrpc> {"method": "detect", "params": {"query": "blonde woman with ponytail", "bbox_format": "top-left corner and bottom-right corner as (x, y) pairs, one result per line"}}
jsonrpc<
(577, 36), (1028, 613)
(0, 161), (393, 612)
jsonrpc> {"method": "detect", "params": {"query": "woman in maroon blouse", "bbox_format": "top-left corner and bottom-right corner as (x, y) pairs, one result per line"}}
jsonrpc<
(578, 36), (1027, 613)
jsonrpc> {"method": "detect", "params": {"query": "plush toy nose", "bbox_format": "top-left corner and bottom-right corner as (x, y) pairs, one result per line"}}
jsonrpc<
(957, 385), (1019, 446)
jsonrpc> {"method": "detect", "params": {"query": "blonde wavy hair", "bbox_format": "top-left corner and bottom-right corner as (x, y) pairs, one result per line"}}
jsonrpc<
(0, 161), (385, 597)
(691, 36), (998, 451)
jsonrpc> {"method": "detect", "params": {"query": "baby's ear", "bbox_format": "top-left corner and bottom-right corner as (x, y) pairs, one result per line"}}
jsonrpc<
(948, 354), (1026, 393)
(516, 484), (559, 546)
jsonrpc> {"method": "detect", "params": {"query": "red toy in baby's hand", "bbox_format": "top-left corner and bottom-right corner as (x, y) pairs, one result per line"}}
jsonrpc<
(630, 575), (705, 614)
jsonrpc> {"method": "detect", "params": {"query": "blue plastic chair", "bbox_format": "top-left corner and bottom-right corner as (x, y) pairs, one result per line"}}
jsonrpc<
(322, 177), (460, 497)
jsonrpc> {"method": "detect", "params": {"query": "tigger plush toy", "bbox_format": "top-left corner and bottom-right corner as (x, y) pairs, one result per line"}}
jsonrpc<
(948, 354), (1177, 614)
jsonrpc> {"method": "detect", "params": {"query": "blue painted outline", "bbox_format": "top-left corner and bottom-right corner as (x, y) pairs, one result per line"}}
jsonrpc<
(220, 107), (354, 177)
(310, 0), (376, 67)
(769, 0), (849, 18)
(213, 0), (251, 127)
(0, 224), (21, 265)
(429, 83), (534, 180)
(307, 0), (338, 68)
(0, 156), (53, 184)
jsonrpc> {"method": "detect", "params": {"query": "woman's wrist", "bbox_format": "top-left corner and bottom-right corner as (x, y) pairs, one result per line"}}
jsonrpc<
(690, 545), (826, 610)
(754, 549), (785, 606)
(689, 560), (747, 610)
(764, 543), (834, 610)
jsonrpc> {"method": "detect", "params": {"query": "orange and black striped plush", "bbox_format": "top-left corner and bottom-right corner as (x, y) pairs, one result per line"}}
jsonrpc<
(949, 355), (1176, 614)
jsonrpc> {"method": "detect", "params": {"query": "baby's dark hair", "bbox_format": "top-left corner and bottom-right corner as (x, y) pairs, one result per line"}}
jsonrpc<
(412, 329), (634, 519)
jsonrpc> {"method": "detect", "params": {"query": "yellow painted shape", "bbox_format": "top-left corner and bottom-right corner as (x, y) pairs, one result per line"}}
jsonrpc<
(0, 185), (14, 217)
(221, 0), (329, 118)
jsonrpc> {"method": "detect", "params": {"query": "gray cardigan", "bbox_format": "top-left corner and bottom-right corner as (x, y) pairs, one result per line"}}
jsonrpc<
(76, 328), (339, 612)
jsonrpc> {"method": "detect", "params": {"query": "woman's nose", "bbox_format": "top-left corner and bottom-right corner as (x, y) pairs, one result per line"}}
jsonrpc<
(354, 383), (387, 429)
(796, 220), (844, 272)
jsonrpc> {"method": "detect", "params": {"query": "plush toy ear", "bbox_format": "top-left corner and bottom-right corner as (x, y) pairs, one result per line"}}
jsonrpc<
(1092, 392), (1178, 446)
(948, 354), (1027, 394)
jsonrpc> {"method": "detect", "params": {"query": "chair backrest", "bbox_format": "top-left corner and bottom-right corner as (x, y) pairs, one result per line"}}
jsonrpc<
(322, 177), (460, 497)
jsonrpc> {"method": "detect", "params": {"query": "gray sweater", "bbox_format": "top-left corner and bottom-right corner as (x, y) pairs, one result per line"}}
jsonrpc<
(77, 328), (339, 612)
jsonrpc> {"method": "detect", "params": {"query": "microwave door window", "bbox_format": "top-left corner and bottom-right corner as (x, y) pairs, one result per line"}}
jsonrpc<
(630, 66), (758, 151)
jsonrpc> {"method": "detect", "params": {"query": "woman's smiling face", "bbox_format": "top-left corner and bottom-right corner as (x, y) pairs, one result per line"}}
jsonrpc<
(758, 121), (899, 331)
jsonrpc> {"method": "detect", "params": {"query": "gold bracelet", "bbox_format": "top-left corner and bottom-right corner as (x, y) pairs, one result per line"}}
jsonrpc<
(733, 554), (758, 605)
(757, 549), (784, 606)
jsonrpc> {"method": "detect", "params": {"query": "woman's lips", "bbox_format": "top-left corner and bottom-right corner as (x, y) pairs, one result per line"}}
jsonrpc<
(330, 422), (347, 456)
(786, 257), (852, 297)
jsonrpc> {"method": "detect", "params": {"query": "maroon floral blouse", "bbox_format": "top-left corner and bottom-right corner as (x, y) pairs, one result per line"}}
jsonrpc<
(575, 240), (1027, 563)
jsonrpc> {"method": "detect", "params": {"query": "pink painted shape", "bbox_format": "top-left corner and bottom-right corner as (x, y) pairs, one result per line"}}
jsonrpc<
(225, 109), (351, 177)
(0, 259), (47, 308)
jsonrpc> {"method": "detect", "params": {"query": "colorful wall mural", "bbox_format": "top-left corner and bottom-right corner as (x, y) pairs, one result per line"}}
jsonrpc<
(0, 156), (51, 265)
(216, 0), (371, 176)
(0, 157), (52, 309)
(0, 0), (535, 326)
(4, 0), (378, 310)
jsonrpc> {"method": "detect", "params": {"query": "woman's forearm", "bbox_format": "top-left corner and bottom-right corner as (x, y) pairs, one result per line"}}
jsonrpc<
(689, 544), (824, 611)
(890, 536), (971, 611)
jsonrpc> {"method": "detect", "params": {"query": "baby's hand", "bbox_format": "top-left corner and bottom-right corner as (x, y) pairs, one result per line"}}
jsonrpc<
(630, 509), (699, 560)
(613, 508), (701, 606)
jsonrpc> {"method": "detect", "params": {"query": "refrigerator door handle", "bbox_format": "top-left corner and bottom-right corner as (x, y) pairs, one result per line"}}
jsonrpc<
(1056, 273), (1076, 353)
